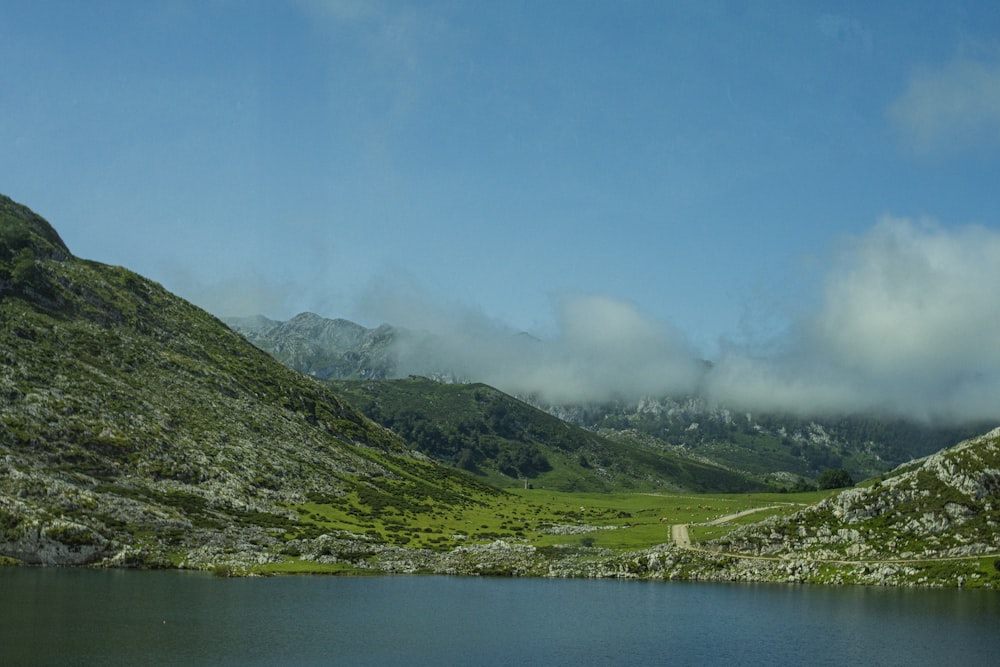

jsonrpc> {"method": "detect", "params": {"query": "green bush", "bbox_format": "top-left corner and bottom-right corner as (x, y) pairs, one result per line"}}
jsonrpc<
(817, 468), (854, 490)
(211, 563), (235, 577)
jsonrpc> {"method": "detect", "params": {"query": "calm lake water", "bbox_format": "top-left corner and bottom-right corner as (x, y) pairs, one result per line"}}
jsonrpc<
(2, 568), (999, 666)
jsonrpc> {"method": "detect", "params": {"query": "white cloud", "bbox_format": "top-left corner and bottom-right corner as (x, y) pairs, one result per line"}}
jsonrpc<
(709, 217), (1000, 421)
(888, 55), (1000, 155)
(811, 217), (1000, 379)
(521, 294), (704, 403)
(311, 219), (1000, 422)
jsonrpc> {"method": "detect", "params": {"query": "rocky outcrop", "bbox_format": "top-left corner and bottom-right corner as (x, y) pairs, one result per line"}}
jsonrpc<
(0, 518), (111, 565)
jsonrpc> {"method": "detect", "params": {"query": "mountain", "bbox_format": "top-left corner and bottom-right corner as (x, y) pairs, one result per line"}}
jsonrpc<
(226, 312), (398, 380)
(228, 312), (993, 484)
(329, 376), (764, 493)
(0, 195), (498, 567)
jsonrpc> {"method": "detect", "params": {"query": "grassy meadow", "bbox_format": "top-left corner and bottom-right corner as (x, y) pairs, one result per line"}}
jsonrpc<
(257, 487), (832, 574)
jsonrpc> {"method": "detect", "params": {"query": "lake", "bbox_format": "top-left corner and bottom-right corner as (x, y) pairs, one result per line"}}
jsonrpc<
(2, 568), (998, 666)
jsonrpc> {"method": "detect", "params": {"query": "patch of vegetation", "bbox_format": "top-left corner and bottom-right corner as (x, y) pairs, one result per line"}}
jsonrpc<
(817, 468), (854, 490)
(582, 401), (994, 483)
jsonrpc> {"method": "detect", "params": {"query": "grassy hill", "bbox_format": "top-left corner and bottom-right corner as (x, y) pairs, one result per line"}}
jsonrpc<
(329, 376), (764, 493)
(678, 428), (1000, 586)
(0, 194), (507, 568)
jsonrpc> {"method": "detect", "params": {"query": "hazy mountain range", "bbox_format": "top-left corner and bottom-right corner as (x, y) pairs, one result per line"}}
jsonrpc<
(227, 312), (994, 485)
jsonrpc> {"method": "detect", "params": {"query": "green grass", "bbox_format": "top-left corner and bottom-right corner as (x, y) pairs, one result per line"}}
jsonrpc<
(275, 488), (833, 562)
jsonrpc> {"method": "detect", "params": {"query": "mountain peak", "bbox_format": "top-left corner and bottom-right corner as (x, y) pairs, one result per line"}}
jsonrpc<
(0, 195), (72, 261)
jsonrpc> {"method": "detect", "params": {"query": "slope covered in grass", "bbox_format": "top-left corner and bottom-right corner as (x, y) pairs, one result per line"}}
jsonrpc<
(330, 376), (764, 494)
(0, 195), (497, 567)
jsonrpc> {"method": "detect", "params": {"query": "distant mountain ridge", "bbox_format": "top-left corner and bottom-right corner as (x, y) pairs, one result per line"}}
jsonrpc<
(230, 315), (762, 492)
(227, 312), (993, 484)
(226, 312), (399, 380)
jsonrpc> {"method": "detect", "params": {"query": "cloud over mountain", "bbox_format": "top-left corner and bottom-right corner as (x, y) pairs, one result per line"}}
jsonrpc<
(358, 218), (1000, 423)
(357, 278), (704, 404)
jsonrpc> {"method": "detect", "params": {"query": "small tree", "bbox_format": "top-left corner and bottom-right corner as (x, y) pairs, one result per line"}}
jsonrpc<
(456, 448), (477, 472)
(817, 468), (854, 490)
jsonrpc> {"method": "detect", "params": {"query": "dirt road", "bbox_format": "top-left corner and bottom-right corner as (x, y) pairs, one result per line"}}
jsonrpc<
(671, 523), (691, 547)
(707, 505), (785, 526)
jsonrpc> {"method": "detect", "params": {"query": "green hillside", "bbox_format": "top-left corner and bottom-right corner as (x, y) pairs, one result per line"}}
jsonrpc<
(0, 195), (504, 568)
(330, 376), (764, 493)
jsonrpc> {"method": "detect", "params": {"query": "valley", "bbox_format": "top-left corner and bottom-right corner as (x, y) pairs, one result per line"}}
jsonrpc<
(2, 193), (999, 588)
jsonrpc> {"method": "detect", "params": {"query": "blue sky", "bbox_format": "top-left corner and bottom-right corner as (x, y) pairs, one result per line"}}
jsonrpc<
(4, 1), (1000, 419)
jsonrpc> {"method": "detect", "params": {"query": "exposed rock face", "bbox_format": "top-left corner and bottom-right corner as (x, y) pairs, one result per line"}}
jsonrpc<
(0, 517), (110, 566)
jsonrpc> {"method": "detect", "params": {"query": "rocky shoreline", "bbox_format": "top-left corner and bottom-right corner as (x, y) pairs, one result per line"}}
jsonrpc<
(7, 528), (987, 589)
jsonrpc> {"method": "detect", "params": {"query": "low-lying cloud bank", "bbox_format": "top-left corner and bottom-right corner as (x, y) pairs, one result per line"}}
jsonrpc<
(357, 217), (1000, 424)
(709, 217), (1000, 423)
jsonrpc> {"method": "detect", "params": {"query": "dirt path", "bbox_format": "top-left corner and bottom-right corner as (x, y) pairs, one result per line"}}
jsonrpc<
(671, 505), (780, 548)
(671, 523), (691, 548)
(705, 505), (785, 526)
